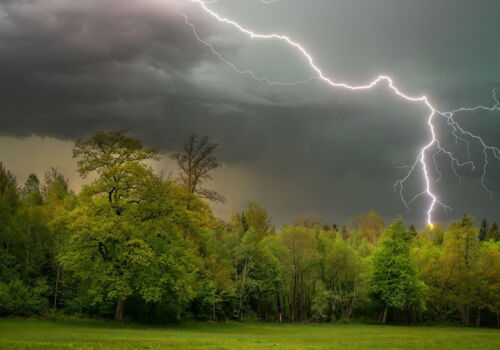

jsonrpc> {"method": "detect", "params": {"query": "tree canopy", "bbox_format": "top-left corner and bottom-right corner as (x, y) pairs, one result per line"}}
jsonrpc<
(1, 132), (499, 326)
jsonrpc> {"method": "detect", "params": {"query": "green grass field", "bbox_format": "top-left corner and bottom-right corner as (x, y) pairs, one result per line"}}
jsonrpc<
(0, 318), (499, 350)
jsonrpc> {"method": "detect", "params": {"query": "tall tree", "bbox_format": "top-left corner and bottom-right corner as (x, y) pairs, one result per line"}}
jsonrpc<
(73, 130), (159, 211)
(474, 241), (500, 326)
(172, 134), (225, 202)
(487, 222), (500, 241)
(228, 203), (270, 320)
(419, 217), (480, 326)
(479, 219), (489, 241)
(0, 162), (19, 255)
(321, 237), (367, 320)
(244, 202), (274, 239)
(18, 174), (46, 279)
(371, 218), (424, 324)
(43, 169), (75, 310)
(348, 209), (385, 243)
(63, 131), (197, 321)
(280, 226), (319, 321)
(42, 167), (69, 199)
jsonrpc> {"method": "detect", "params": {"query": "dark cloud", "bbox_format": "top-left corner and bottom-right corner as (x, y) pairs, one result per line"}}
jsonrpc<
(0, 0), (499, 226)
(0, 0), (218, 137)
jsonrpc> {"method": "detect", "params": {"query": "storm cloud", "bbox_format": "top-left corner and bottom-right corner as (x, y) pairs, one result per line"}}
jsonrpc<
(1, 0), (499, 226)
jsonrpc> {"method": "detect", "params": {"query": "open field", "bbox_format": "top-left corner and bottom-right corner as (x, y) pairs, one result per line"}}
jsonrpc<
(0, 319), (499, 350)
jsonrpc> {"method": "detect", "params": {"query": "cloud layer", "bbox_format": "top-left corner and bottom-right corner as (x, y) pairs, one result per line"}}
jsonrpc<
(1, 0), (499, 226)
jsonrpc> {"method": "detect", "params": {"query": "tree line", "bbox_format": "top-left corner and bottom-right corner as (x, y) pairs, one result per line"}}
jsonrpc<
(1, 131), (499, 326)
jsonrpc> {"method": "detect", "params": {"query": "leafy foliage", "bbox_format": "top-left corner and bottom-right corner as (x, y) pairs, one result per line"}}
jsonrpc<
(1, 132), (499, 326)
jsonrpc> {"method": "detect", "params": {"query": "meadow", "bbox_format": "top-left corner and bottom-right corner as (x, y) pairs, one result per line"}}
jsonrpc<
(1, 319), (499, 350)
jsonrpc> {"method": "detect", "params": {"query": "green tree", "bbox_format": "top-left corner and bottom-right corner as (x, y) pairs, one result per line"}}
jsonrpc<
(280, 226), (319, 321)
(18, 174), (47, 280)
(42, 168), (76, 310)
(445, 218), (481, 325)
(348, 209), (385, 243)
(0, 164), (50, 316)
(409, 224), (418, 238)
(474, 241), (500, 326)
(62, 131), (196, 321)
(245, 202), (274, 237)
(413, 240), (444, 321)
(322, 238), (368, 320)
(487, 222), (500, 241)
(371, 218), (424, 324)
(0, 162), (19, 259)
(73, 130), (159, 210)
(419, 217), (480, 326)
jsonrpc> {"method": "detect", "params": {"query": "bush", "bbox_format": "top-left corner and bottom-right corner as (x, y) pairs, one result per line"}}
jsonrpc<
(0, 278), (49, 316)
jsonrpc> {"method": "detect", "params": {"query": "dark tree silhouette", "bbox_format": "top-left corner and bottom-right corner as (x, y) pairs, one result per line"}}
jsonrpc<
(172, 134), (225, 203)
(479, 219), (489, 241)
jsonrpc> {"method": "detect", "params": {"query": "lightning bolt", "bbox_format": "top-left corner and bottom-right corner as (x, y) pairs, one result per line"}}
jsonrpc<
(180, 13), (316, 86)
(185, 0), (500, 226)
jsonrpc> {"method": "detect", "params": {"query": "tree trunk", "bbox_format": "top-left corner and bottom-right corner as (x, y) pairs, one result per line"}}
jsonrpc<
(53, 265), (60, 310)
(276, 293), (283, 323)
(25, 223), (31, 277)
(475, 309), (481, 327)
(149, 304), (156, 322)
(115, 298), (125, 321)
(381, 306), (388, 324)
(238, 259), (248, 320)
(459, 306), (470, 326)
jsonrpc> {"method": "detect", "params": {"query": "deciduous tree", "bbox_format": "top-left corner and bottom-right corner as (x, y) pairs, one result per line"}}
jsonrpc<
(371, 218), (424, 324)
(171, 135), (225, 202)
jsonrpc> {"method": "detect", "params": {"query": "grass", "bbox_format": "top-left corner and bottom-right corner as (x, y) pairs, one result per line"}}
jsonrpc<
(0, 318), (499, 350)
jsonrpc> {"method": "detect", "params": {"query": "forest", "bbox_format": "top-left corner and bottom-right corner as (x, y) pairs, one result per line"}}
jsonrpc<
(1, 131), (499, 327)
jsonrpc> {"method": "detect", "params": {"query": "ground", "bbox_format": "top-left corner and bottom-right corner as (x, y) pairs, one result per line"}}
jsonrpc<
(0, 318), (499, 350)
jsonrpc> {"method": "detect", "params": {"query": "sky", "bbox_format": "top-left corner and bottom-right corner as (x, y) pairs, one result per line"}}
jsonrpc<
(0, 0), (499, 227)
